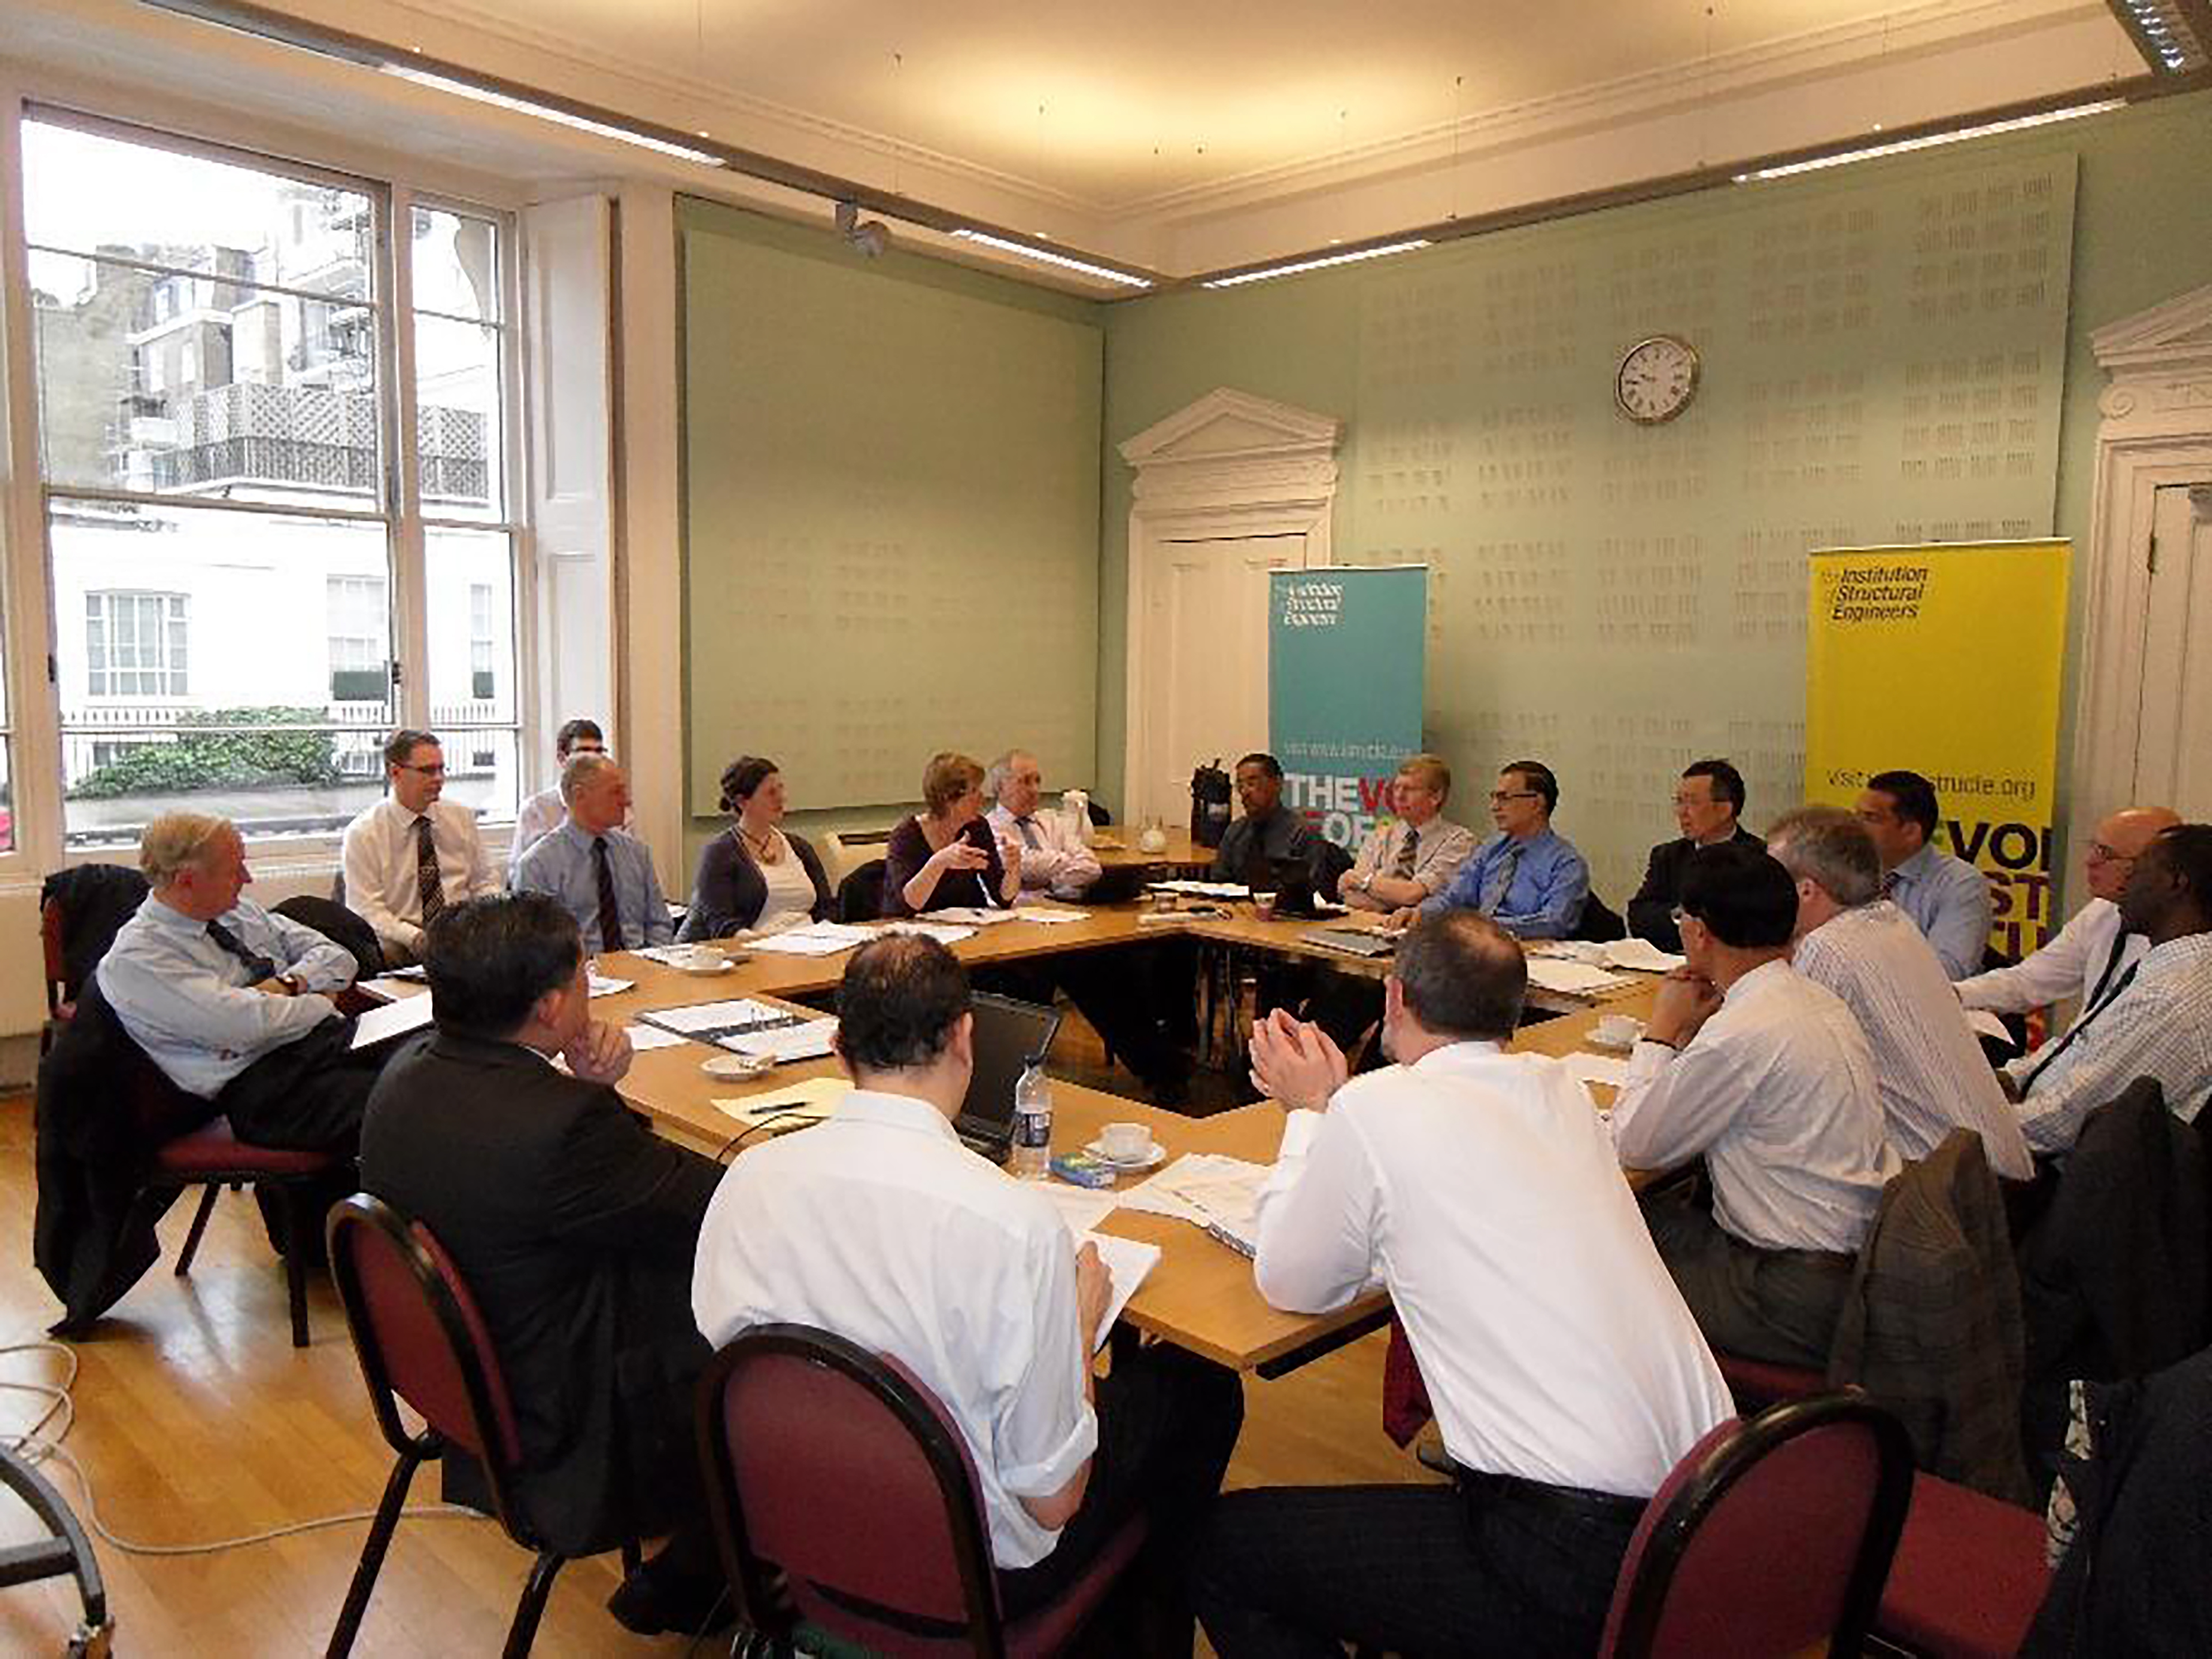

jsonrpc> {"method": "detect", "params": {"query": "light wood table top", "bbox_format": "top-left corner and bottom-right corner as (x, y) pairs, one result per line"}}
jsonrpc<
(1089, 827), (1211, 870)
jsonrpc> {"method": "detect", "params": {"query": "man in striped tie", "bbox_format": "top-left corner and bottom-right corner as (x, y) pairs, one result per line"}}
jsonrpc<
(340, 729), (500, 967)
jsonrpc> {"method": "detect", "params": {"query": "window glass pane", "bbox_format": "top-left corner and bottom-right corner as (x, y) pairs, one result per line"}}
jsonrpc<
(411, 207), (500, 323)
(51, 497), (394, 845)
(22, 120), (374, 300)
(414, 315), (503, 519)
(0, 745), (13, 854)
(426, 527), (517, 820)
(32, 253), (382, 501)
(431, 727), (518, 826)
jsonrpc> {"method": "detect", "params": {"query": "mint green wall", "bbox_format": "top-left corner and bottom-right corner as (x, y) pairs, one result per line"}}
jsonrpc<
(677, 199), (1105, 878)
(1098, 90), (2212, 899)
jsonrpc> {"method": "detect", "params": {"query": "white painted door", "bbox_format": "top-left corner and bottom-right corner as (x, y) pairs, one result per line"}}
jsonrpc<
(2130, 483), (2212, 817)
(1133, 533), (1308, 827)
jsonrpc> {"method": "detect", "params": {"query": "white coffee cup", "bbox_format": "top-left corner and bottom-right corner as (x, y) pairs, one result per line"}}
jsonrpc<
(1100, 1121), (1151, 1161)
(1252, 890), (1281, 921)
(1595, 1014), (1645, 1048)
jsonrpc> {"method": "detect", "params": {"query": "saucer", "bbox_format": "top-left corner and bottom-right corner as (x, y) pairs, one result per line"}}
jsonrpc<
(1085, 1138), (1166, 1171)
(702, 1052), (776, 1080)
(1584, 1023), (1646, 1055)
(673, 957), (735, 975)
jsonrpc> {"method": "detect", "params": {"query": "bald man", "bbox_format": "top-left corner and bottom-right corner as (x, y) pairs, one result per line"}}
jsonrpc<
(1957, 806), (2180, 1020)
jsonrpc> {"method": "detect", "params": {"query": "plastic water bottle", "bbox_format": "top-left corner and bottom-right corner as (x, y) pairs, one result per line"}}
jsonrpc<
(1010, 1060), (1053, 1179)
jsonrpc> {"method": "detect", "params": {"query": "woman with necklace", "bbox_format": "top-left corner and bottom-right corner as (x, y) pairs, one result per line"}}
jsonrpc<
(677, 755), (833, 940)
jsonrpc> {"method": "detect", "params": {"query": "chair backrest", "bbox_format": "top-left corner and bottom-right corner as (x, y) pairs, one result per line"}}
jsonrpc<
(697, 1323), (1003, 1656)
(836, 858), (888, 924)
(1574, 890), (1629, 943)
(1599, 1393), (1915, 1659)
(40, 897), (67, 1018)
(327, 1196), (531, 1524)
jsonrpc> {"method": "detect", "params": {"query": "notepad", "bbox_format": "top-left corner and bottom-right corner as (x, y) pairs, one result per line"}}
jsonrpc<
(1524, 958), (1635, 997)
(746, 921), (874, 957)
(1602, 938), (1688, 974)
(350, 993), (436, 1049)
(712, 1075), (851, 1125)
(1078, 1231), (1161, 1352)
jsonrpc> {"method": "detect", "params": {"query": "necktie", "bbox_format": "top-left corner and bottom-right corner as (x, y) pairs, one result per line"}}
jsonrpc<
(1390, 826), (1421, 880)
(1016, 817), (1041, 850)
(2018, 961), (2141, 1093)
(1880, 869), (1900, 900)
(1478, 842), (1523, 914)
(414, 815), (445, 927)
(593, 836), (625, 952)
(206, 919), (276, 983)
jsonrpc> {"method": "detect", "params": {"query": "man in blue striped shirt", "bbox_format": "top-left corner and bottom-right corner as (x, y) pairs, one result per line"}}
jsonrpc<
(1403, 760), (1590, 939)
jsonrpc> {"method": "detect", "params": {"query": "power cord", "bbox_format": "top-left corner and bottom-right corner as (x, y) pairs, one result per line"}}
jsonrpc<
(1, 1337), (486, 1557)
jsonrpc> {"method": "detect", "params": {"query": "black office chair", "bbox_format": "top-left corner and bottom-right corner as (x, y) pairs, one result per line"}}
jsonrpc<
(835, 859), (886, 924)
(1574, 891), (1628, 943)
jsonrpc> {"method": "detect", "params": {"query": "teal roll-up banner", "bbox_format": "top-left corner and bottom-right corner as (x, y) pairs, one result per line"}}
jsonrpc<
(1269, 565), (1428, 849)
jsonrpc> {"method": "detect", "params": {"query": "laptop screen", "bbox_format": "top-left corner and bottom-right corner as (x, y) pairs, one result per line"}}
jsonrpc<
(956, 991), (1062, 1143)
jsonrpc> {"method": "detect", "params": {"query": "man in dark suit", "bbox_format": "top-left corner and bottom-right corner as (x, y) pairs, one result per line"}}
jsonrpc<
(1626, 758), (1762, 952)
(359, 893), (724, 1637)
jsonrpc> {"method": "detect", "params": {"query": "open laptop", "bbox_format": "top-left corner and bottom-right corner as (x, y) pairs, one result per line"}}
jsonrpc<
(954, 991), (1063, 1163)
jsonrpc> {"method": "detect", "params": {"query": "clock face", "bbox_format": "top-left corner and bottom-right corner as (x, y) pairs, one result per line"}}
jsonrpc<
(1615, 335), (1700, 425)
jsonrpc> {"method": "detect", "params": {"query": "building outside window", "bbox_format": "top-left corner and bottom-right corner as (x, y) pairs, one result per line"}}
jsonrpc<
(20, 111), (524, 848)
(85, 590), (188, 698)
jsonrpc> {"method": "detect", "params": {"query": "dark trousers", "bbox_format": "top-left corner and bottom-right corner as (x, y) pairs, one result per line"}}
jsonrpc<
(985, 952), (1194, 1101)
(1303, 969), (1385, 1060)
(216, 1016), (390, 1153)
(1641, 1184), (1854, 1369)
(999, 1341), (1244, 1652)
(1194, 1471), (1641, 1658)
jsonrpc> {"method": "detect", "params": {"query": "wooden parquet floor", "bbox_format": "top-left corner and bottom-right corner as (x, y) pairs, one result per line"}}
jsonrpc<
(0, 1070), (1431, 1654)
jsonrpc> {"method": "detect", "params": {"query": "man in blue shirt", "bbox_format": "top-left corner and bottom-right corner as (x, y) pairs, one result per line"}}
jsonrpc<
(98, 811), (376, 1150)
(515, 755), (674, 954)
(1402, 760), (1590, 939)
(1855, 768), (1991, 980)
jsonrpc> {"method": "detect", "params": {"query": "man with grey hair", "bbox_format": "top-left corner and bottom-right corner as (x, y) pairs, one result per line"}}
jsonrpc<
(341, 727), (500, 966)
(1767, 806), (2033, 1180)
(513, 754), (673, 953)
(509, 716), (612, 879)
(98, 811), (378, 1150)
(984, 749), (1101, 901)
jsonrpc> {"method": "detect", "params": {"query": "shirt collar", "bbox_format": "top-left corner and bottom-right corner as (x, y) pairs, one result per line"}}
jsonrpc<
(1722, 956), (1794, 1005)
(837, 1087), (963, 1144)
(1405, 1039), (1506, 1076)
(1893, 842), (1941, 885)
(556, 818), (602, 850)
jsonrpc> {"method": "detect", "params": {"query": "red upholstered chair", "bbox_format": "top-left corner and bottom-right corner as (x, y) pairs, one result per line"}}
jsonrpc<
(325, 1195), (633, 1658)
(696, 1322), (1145, 1657)
(1713, 1352), (1827, 1412)
(1598, 1392), (1916, 1658)
(145, 1116), (337, 1348)
(39, 895), (70, 1053)
(1873, 1472), (2051, 1658)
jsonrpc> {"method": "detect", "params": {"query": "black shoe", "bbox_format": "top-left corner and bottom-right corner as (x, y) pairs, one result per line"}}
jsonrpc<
(606, 1561), (734, 1637)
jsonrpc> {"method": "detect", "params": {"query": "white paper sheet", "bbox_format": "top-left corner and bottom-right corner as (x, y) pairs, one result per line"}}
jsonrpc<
(930, 907), (1021, 926)
(587, 974), (633, 997)
(746, 921), (874, 957)
(1117, 1154), (1271, 1255)
(1147, 879), (1251, 899)
(712, 1075), (851, 1124)
(1078, 1231), (1161, 1352)
(1561, 1050), (1632, 1091)
(1524, 958), (1635, 996)
(623, 1025), (692, 1051)
(1602, 938), (1688, 974)
(350, 993), (436, 1049)
(874, 920), (978, 945)
(1012, 906), (1093, 925)
(1033, 1181), (1119, 1235)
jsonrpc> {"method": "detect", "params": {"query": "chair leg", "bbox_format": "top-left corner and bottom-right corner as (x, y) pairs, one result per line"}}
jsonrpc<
(173, 1184), (221, 1276)
(503, 1551), (567, 1659)
(326, 1447), (423, 1659)
(269, 1184), (312, 1348)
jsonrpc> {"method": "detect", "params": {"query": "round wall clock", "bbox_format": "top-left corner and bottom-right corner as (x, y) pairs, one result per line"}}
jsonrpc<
(1614, 334), (1701, 425)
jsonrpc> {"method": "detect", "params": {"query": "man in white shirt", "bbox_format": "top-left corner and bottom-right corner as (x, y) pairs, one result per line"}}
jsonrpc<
(692, 935), (1242, 1650)
(2004, 823), (2212, 1154)
(509, 717), (607, 880)
(1956, 804), (2179, 1025)
(983, 749), (1194, 1104)
(1612, 841), (1900, 1370)
(1766, 806), (2033, 1181)
(341, 729), (500, 966)
(1196, 912), (1732, 1658)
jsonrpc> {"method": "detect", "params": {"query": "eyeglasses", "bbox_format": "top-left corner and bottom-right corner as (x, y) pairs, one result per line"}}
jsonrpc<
(1489, 790), (1540, 804)
(395, 762), (447, 778)
(2085, 842), (2136, 864)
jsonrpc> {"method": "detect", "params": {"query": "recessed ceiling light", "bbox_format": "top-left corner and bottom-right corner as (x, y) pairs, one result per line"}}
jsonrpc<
(1203, 239), (1432, 289)
(949, 229), (1152, 288)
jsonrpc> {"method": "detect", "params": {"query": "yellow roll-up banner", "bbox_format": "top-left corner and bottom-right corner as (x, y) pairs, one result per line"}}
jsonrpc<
(1805, 540), (2071, 962)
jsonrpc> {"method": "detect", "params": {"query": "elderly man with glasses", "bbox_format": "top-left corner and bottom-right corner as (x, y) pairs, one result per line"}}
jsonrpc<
(1956, 804), (2180, 1023)
(340, 727), (501, 967)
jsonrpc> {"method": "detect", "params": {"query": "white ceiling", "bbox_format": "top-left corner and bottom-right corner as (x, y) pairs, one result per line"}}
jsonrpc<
(2, 0), (2167, 288)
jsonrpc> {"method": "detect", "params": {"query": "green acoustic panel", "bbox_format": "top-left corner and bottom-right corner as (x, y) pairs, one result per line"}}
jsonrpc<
(681, 203), (1103, 819)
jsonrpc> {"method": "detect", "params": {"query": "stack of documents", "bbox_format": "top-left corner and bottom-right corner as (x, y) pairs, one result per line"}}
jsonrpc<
(931, 907), (1021, 927)
(1524, 958), (1635, 997)
(874, 920), (978, 945)
(1601, 938), (1687, 973)
(641, 997), (837, 1061)
(1145, 879), (1251, 900)
(1117, 1154), (1271, 1257)
(747, 921), (874, 957)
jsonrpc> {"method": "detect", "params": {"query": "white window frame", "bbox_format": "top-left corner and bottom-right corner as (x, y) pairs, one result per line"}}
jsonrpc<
(0, 99), (535, 868)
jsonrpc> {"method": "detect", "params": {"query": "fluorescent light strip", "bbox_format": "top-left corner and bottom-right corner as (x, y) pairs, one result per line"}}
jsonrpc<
(948, 229), (1152, 288)
(1203, 239), (1433, 289)
(1732, 99), (2124, 183)
(380, 64), (727, 167)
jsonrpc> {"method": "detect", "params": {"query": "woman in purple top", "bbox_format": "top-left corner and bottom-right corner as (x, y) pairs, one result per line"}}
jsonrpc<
(882, 751), (1022, 916)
